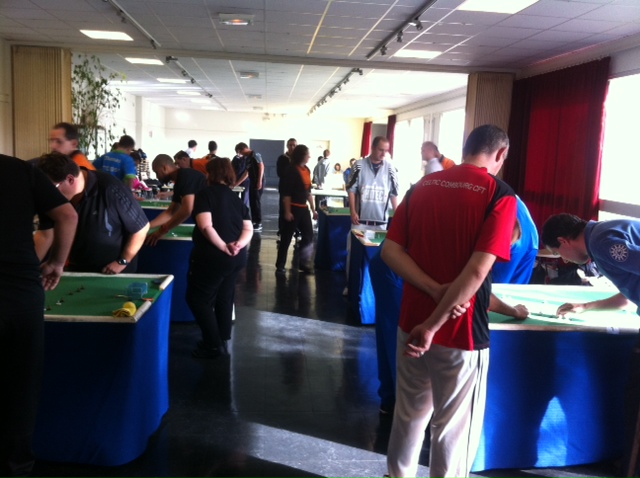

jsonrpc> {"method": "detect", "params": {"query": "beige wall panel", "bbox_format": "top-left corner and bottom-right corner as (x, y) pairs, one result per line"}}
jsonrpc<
(12, 45), (71, 160)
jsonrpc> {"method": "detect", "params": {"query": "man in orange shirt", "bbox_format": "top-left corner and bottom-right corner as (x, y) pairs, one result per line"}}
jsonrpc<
(174, 150), (208, 175)
(48, 122), (95, 171)
(421, 141), (455, 174)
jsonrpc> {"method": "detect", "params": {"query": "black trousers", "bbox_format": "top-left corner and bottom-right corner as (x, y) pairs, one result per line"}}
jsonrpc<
(186, 256), (243, 350)
(276, 206), (314, 270)
(249, 188), (263, 224)
(0, 284), (44, 477)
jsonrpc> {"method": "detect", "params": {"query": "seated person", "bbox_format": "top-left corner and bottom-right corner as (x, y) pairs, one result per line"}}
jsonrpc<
(145, 154), (207, 246)
(34, 152), (149, 274)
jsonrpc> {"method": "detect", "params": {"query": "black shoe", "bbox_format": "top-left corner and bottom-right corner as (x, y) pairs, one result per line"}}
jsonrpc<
(221, 340), (229, 355)
(299, 264), (313, 274)
(275, 267), (286, 275)
(253, 223), (263, 231)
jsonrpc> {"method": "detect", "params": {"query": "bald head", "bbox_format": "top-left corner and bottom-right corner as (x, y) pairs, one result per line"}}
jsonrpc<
(152, 154), (178, 182)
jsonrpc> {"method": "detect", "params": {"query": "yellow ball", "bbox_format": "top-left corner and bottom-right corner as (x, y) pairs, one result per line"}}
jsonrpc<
(123, 301), (137, 315)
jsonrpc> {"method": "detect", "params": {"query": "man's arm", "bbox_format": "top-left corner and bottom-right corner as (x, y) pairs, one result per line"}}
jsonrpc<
(102, 223), (150, 275)
(148, 201), (178, 229)
(489, 293), (529, 319)
(235, 170), (249, 188)
(404, 251), (497, 357)
(556, 292), (631, 316)
(146, 198), (195, 246)
(348, 191), (359, 225)
(34, 228), (54, 262)
(382, 239), (444, 301)
(40, 203), (78, 290)
(257, 161), (264, 190)
(390, 195), (398, 211)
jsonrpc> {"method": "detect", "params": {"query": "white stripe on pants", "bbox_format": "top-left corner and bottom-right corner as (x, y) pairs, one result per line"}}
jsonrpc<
(387, 328), (489, 478)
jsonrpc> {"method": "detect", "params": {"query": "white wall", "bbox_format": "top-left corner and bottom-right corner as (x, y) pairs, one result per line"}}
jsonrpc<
(0, 38), (12, 156)
(161, 108), (364, 166)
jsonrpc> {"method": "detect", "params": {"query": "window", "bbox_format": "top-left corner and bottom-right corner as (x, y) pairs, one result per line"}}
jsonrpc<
(437, 108), (465, 164)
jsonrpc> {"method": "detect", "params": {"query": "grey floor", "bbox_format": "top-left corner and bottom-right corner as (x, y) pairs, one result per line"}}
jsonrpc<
(32, 189), (622, 477)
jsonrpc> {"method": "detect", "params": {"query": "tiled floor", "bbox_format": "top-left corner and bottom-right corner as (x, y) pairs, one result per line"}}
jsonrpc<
(32, 190), (620, 477)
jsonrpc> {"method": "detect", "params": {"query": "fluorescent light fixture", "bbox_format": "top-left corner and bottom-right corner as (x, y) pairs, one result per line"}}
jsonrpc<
(201, 106), (220, 110)
(157, 78), (190, 84)
(247, 94), (262, 99)
(457, 0), (538, 14)
(80, 30), (133, 41)
(219, 13), (254, 26)
(126, 57), (163, 65)
(177, 90), (200, 96)
(239, 71), (259, 79)
(190, 98), (211, 104)
(394, 49), (441, 59)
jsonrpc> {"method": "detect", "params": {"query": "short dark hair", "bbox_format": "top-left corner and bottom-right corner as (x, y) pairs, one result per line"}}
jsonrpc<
(287, 138), (297, 144)
(208, 140), (217, 152)
(235, 142), (248, 153)
(152, 154), (175, 169)
(174, 150), (190, 161)
(188, 140), (197, 148)
(292, 145), (309, 166)
(541, 213), (587, 248)
(118, 135), (135, 149)
(372, 136), (389, 149)
(36, 152), (80, 181)
(206, 157), (236, 186)
(53, 122), (79, 142)
(462, 124), (509, 158)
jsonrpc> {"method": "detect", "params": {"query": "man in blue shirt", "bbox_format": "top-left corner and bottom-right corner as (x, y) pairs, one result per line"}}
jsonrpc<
(93, 134), (138, 189)
(542, 213), (640, 475)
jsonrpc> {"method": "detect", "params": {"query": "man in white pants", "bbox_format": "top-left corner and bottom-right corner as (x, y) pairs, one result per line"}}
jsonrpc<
(381, 125), (517, 477)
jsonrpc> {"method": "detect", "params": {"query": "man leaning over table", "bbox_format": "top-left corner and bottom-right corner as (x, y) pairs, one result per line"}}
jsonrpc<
(1, 154), (77, 477)
(382, 124), (516, 477)
(145, 154), (207, 246)
(34, 152), (149, 274)
(542, 213), (640, 476)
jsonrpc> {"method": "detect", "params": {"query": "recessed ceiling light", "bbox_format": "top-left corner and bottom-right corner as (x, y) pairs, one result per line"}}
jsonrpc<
(177, 90), (200, 96)
(80, 30), (133, 41)
(125, 57), (163, 65)
(191, 98), (211, 104)
(157, 78), (190, 84)
(248, 94), (262, 99)
(239, 71), (259, 79)
(457, 0), (538, 14)
(394, 50), (441, 59)
(219, 13), (254, 26)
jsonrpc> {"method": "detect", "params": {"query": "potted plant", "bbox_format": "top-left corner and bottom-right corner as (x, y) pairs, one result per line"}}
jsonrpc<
(71, 54), (125, 158)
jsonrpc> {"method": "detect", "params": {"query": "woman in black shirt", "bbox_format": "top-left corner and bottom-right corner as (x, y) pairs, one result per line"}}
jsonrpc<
(186, 157), (253, 359)
(276, 144), (317, 275)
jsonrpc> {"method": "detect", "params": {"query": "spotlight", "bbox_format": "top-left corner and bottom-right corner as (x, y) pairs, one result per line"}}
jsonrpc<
(414, 17), (423, 31)
(181, 70), (188, 77)
(166, 56), (177, 63)
(358, 68), (363, 76)
(190, 77), (195, 84)
(207, 93), (213, 98)
(397, 31), (403, 43)
(381, 45), (388, 55)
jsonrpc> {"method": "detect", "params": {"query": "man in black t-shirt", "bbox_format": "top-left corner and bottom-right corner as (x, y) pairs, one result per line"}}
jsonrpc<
(1, 154), (77, 476)
(235, 142), (264, 231)
(146, 154), (207, 246)
(34, 153), (149, 274)
(276, 138), (297, 236)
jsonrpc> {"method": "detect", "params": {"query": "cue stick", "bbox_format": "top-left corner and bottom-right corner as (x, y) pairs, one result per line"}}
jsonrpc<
(627, 404), (640, 476)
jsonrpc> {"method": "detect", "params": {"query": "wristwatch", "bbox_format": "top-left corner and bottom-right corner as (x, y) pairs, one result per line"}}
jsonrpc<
(117, 258), (129, 266)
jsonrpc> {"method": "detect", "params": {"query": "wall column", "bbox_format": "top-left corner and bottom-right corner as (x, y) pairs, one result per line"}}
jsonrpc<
(464, 72), (514, 141)
(12, 45), (71, 160)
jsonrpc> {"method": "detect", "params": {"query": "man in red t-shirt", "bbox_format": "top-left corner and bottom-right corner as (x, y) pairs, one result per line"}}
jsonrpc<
(382, 124), (517, 477)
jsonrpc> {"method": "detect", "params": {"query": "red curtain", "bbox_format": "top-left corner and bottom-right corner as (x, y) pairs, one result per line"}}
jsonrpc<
(386, 114), (397, 157)
(361, 121), (372, 158)
(504, 57), (610, 228)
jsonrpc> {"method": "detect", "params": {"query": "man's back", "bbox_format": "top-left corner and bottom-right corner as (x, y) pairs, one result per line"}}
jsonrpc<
(94, 150), (136, 181)
(388, 163), (515, 350)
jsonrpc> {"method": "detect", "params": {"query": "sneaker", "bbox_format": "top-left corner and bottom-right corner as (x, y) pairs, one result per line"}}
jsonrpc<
(253, 223), (263, 231)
